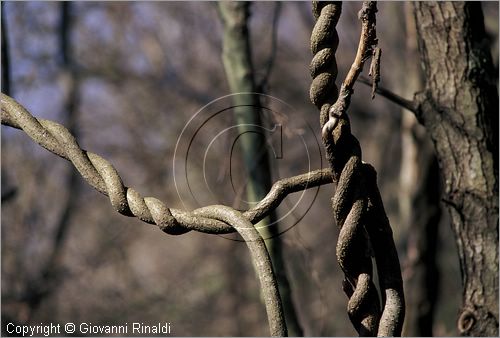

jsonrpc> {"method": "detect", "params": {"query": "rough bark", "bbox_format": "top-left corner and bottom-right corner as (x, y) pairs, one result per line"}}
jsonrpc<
(413, 2), (499, 336)
(218, 2), (303, 335)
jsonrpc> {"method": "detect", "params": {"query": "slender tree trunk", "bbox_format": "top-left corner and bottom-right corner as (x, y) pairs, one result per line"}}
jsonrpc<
(218, 2), (303, 335)
(399, 4), (441, 336)
(413, 3), (499, 336)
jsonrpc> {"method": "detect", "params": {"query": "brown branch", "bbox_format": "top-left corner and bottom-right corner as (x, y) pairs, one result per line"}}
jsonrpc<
(343, 2), (378, 91)
(1, 1), (11, 96)
(368, 47), (381, 99)
(358, 75), (417, 113)
(322, 1), (378, 138)
(25, 3), (81, 315)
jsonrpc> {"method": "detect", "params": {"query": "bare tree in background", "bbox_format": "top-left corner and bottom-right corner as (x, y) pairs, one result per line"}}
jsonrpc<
(218, 2), (303, 335)
(1, 1), (498, 337)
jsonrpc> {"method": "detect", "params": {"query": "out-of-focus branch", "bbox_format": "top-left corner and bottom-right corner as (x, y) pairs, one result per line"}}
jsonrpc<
(218, 2), (303, 335)
(1, 1), (11, 96)
(258, 2), (282, 92)
(358, 75), (417, 113)
(1, 186), (17, 202)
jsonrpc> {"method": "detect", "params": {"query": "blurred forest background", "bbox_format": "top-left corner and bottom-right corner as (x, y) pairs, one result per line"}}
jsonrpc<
(1, 2), (498, 336)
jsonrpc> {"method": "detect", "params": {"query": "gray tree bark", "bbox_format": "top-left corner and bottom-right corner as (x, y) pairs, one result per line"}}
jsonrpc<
(413, 2), (499, 336)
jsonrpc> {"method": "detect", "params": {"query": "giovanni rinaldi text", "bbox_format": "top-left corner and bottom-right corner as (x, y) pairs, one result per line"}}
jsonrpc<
(5, 322), (172, 336)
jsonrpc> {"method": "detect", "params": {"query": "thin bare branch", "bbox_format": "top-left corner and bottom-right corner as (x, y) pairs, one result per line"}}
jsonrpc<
(1, 2), (11, 96)
(258, 2), (282, 91)
(244, 168), (332, 224)
(322, 1), (379, 138)
(25, 3), (81, 317)
(342, 1), (378, 91)
(358, 75), (417, 113)
(368, 47), (381, 99)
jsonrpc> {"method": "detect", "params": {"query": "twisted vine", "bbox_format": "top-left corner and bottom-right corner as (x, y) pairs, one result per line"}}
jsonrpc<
(310, 1), (404, 336)
(1, 92), (336, 336)
(2, 2), (405, 334)
(1, 93), (334, 234)
(195, 205), (286, 336)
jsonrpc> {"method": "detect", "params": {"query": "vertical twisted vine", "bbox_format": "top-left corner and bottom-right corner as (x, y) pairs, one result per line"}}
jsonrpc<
(309, 1), (340, 131)
(310, 2), (404, 336)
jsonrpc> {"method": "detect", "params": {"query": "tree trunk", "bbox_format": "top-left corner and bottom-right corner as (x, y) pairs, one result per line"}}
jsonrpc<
(218, 2), (303, 336)
(413, 2), (499, 336)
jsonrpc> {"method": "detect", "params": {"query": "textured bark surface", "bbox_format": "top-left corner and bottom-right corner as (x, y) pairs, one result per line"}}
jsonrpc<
(413, 2), (499, 336)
